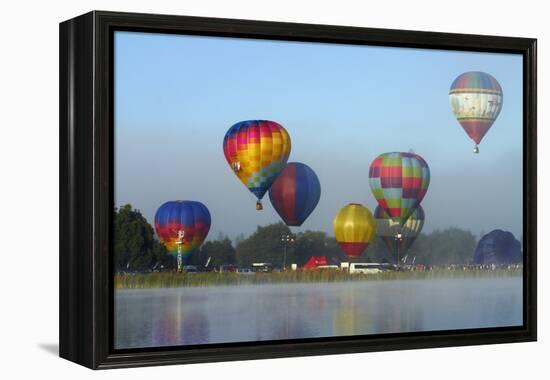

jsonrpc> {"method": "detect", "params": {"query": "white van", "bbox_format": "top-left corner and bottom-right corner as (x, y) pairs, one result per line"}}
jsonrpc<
(349, 263), (388, 274)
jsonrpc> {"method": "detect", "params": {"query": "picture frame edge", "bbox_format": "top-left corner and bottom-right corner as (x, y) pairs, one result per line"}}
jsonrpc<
(59, 10), (537, 370)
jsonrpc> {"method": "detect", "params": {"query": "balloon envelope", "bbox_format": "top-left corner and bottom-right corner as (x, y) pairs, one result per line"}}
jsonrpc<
(333, 203), (376, 258)
(154, 200), (211, 261)
(269, 162), (321, 226)
(449, 71), (503, 146)
(369, 152), (430, 226)
(374, 205), (425, 260)
(473, 229), (521, 265)
(223, 120), (291, 201)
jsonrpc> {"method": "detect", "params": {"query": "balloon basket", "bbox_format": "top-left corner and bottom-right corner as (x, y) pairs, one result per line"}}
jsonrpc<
(256, 200), (263, 210)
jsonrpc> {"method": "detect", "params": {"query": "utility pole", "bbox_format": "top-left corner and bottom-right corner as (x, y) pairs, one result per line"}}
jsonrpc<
(395, 232), (403, 269)
(281, 234), (295, 271)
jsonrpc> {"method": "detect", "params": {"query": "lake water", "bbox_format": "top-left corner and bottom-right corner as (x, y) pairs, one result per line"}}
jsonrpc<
(114, 276), (522, 349)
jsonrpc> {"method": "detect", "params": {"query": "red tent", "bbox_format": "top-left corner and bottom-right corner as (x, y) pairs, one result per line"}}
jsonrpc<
(304, 256), (328, 269)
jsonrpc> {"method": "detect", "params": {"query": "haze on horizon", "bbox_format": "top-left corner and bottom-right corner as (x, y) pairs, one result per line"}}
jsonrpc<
(114, 31), (523, 242)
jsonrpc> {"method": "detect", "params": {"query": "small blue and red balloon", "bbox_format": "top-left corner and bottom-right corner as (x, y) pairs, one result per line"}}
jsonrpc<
(154, 200), (211, 262)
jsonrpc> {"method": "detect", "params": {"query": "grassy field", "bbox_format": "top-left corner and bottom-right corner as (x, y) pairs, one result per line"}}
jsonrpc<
(114, 268), (522, 289)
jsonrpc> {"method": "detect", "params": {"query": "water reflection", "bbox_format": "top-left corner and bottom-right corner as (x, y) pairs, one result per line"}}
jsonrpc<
(332, 287), (370, 336)
(150, 294), (210, 346)
(115, 277), (522, 349)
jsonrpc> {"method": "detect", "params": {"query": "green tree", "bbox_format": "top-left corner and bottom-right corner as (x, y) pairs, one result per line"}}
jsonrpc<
(293, 230), (327, 265)
(323, 237), (346, 264)
(183, 221), (479, 270)
(193, 237), (236, 269)
(113, 204), (171, 271)
(363, 237), (394, 263)
(408, 227), (476, 265)
(236, 222), (293, 268)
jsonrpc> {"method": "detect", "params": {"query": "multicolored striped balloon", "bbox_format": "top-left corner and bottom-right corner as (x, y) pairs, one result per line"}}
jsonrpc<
(223, 120), (291, 208)
(374, 205), (425, 260)
(268, 162), (321, 226)
(154, 201), (211, 261)
(449, 71), (503, 150)
(333, 203), (376, 258)
(369, 152), (430, 226)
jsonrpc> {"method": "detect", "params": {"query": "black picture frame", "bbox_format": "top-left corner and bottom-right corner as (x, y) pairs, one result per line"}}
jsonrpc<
(59, 10), (537, 369)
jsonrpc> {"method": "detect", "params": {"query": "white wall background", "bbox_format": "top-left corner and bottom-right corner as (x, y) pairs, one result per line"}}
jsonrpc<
(0, 0), (546, 378)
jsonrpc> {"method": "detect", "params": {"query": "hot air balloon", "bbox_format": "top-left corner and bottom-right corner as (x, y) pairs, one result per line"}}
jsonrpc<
(449, 71), (503, 153)
(268, 162), (321, 226)
(473, 229), (522, 265)
(369, 152), (430, 227)
(333, 203), (376, 258)
(223, 120), (291, 210)
(374, 205), (424, 264)
(154, 200), (211, 271)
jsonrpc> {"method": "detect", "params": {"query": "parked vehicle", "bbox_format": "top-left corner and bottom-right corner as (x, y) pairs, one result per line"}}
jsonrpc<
(182, 265), (198, 273)
(236, 268), (255, 275)
(251, 263), (273, 273)
(219, 264), (238, 273)
(348, 263), (394, 274)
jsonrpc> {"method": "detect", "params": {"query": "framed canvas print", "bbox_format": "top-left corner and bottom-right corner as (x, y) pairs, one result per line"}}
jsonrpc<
(59, 11), (537, 369)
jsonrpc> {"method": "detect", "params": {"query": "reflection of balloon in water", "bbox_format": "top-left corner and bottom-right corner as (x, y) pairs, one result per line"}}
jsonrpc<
(269, 162), (321, 226)
(181, 310), (210, 345)
(333, 293), (369, 336)
(374, 205), (424, 259)
(152, 296), (210, 346)
(369, 152), (430, 226)
(154, 200), (211, 262)
(333, 203), (376, 258)
(449, 71), (503, 153)
(223, 120), (291, 210)
(473, 229), (522, 265)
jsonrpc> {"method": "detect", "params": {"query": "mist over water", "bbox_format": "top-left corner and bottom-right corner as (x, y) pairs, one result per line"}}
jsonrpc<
(115, 276), (522, 348)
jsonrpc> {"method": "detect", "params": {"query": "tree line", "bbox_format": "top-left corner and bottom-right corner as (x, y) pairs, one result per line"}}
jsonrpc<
(114, 204), (477, 272)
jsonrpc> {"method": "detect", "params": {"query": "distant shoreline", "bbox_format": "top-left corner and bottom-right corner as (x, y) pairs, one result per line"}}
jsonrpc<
(114, 268), (522, 289)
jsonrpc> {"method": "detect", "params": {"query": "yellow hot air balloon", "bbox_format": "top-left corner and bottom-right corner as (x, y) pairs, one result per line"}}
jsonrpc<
(333, 203), (376, 258)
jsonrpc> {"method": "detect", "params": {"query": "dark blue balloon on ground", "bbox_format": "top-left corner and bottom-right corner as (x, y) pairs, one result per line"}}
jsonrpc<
(473, 229), (522, 265)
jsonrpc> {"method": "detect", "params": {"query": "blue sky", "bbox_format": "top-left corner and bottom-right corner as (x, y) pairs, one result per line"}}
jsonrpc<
(114, 31), (523, 240)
